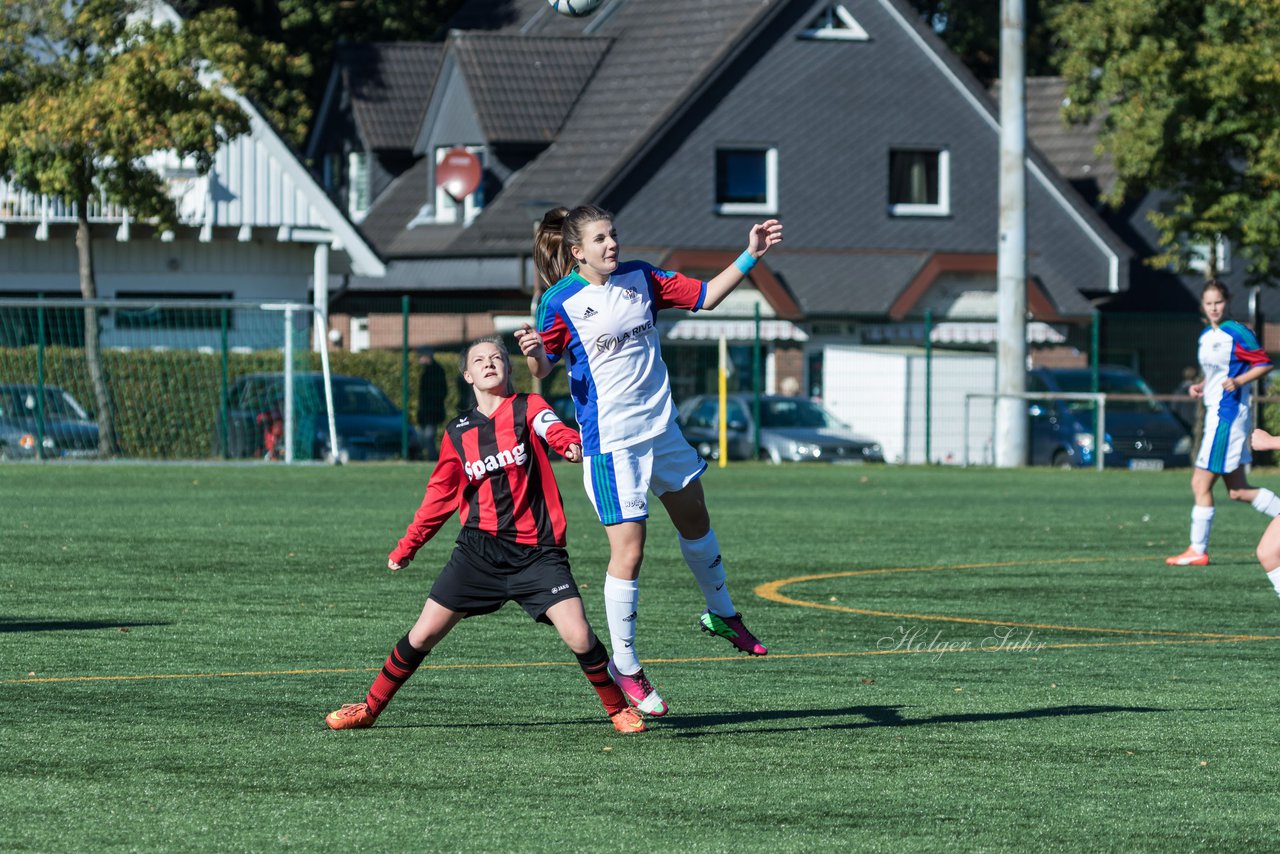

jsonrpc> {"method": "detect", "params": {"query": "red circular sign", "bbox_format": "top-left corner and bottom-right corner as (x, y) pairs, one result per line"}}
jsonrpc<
(436, 147), (482, 202)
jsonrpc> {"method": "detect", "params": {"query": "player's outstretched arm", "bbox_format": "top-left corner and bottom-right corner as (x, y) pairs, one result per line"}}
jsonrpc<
(515, 322), (553, 379)
(388, 557), (409, 572)
(703, 219), (783, 310)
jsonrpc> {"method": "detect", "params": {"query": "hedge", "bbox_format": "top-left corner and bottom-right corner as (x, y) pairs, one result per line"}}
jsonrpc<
(0, 342), (571, 459)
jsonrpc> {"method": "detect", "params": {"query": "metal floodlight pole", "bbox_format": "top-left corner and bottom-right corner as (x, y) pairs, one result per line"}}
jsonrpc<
(995, 0), (1029, 468)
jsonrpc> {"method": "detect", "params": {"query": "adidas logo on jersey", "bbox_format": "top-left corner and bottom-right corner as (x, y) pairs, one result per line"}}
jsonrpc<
(582, 306), (598, 318)
(463, 442), (528, 481)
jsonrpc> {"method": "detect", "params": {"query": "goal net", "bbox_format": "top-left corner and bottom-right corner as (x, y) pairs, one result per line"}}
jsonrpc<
(0, 298), (337, 463)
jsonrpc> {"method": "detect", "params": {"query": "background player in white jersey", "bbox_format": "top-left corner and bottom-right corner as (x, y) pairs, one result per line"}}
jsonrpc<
(516, 205), (782, 717)
(1246, 428), (1280, 599)
(1166, 280), (1277, 566)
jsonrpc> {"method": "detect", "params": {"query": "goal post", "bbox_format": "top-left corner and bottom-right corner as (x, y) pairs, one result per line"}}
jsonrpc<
(0, 297), (338, 463)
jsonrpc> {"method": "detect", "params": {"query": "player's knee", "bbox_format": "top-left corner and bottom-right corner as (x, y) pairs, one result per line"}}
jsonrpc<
(560, 624), (592, 653)
(610, 544), (644, 573)
(1228, 487), (1252, 502)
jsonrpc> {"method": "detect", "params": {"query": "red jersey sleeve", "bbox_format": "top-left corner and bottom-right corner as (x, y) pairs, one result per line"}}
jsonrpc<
(536, 311), (571, 363)
(648, 263), (708, 312)
(526, 393), (582, 455)
(389, 433), (466, 565)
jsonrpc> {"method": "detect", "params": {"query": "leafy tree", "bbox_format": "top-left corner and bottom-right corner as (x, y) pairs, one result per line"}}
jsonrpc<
(0, 1), (290, 455)
(183, 0), (463, 139)
(1054, 0), (1280, 282)
(908, 0), (1066, 82)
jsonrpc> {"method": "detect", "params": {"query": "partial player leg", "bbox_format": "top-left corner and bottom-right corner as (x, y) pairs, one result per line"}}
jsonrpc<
(1167, 468), (1217, 566)
(1223, 466), (1280, 516)
(598, 521), (666, 715)
(544, 599), (645, 733)
(325, 598), (463, 730)
(659, 480), (767, 656)
(1256, 515), (1280, 599)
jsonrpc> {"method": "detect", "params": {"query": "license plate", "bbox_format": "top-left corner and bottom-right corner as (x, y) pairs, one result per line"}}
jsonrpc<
(1128, 459), (1164, 471)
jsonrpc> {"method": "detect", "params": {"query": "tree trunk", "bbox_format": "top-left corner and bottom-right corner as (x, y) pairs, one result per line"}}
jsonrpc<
(76, 205), (117, 457)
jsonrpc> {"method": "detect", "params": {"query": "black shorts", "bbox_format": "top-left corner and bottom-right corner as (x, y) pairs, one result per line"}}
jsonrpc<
(428, 527), (581, 624)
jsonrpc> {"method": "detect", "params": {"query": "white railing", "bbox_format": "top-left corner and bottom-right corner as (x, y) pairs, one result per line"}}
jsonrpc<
(0, 171), (210, 228)
(0, 177), (130, 223)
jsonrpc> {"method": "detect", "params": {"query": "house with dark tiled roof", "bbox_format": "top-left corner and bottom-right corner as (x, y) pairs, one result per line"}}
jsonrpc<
(306, 0), (1135, 432)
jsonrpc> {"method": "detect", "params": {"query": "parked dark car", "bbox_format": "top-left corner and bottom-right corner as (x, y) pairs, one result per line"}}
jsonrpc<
(678, 394), (884, 463)
(1028, 366), (1192, 469)
(0, 384), (100, 459)
(214, 373), (421, 462)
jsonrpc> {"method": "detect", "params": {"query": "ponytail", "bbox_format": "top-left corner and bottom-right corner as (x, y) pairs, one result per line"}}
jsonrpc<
(531, 204), (616, 304)
(533, 207), (573, 302)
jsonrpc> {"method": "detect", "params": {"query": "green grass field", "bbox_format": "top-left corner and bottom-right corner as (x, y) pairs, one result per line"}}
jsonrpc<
(3, 462), (1279, 851)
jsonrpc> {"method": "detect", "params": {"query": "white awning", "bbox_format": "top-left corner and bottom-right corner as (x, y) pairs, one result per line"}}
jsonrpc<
(930, 321), (1067, 344)
(661, 319), (809, 342)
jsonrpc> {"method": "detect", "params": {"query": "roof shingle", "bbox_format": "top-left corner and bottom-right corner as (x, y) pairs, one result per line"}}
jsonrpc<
(339, 42), (444, 151)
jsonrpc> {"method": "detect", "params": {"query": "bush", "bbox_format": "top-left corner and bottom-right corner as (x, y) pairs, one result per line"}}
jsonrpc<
(0, 340), (572, 459)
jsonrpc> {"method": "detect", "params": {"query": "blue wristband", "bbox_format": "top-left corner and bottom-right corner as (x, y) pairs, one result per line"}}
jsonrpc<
(734, 250), (757, 275)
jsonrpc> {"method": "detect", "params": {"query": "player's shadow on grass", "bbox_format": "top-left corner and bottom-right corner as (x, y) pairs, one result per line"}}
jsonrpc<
(0, 617), (169, 633)
(375, 704), (1183, 734)
(663, 704), (1175, 737)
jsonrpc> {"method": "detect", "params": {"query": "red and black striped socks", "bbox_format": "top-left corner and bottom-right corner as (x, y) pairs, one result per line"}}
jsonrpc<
(576, 636), (627, 716)
(365, 634), (429, 716)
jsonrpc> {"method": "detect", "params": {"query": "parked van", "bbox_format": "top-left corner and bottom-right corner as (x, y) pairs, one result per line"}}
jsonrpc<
(1027, 366), (1192, 469)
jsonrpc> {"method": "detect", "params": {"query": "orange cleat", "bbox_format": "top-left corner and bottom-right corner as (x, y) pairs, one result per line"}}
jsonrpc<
(609, 706), (647, 733)
(326, 702), (377, 730)
(1165, 548), (1210, 567)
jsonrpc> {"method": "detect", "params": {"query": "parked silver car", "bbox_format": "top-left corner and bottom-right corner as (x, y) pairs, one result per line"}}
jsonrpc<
(677, 394), (884, 463)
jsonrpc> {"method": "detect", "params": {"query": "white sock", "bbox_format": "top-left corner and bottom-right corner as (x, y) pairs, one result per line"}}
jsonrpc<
(1190, 505), (1215, 554)
(679, 529), (735, 617)
(603, 574), (641, 675)
(1252, 489), (1280, 518)
(1268, 568), (1280, 597)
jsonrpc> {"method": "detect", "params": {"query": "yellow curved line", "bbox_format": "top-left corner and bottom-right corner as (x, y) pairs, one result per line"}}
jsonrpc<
(10, 634), (1280, 686)
(754, 558), (1271, 640)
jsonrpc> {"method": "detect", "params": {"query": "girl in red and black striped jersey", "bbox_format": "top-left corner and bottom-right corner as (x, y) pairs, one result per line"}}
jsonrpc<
(325, 338), (645, 734)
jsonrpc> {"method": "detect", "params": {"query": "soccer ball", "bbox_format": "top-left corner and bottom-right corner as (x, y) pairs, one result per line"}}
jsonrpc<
(547, 0), (603, 16)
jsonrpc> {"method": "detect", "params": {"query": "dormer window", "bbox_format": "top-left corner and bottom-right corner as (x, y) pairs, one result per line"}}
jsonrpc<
(800, 4), (870, 41)
(434, 145), (485, 225)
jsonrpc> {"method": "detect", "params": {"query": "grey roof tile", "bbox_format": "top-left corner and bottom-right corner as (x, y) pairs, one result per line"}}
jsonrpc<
(339, 43), (444, 151)
(1021, 76), (1117, 199)
(446, 0), (781, 253)
(449, 32), (611, 144)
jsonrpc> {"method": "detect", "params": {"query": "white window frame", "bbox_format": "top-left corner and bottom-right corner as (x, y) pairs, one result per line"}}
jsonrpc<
(434, 144), (485, 226)
(888, 148), (950, 217)
(1188, 235), (1231, 275)
(347, 151), (370, 222)
(800, 4), (871, 41)
(715, 146), (778, 216)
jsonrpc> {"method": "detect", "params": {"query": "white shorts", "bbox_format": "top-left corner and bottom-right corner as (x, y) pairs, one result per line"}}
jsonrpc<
(583, 430), (707, 524)
(1195, 403), (1251, 473)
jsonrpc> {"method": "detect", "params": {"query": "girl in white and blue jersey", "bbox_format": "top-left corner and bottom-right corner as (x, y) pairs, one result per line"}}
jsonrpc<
(1166, 280), (1276, 566)
(516, 205), (782, 717)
